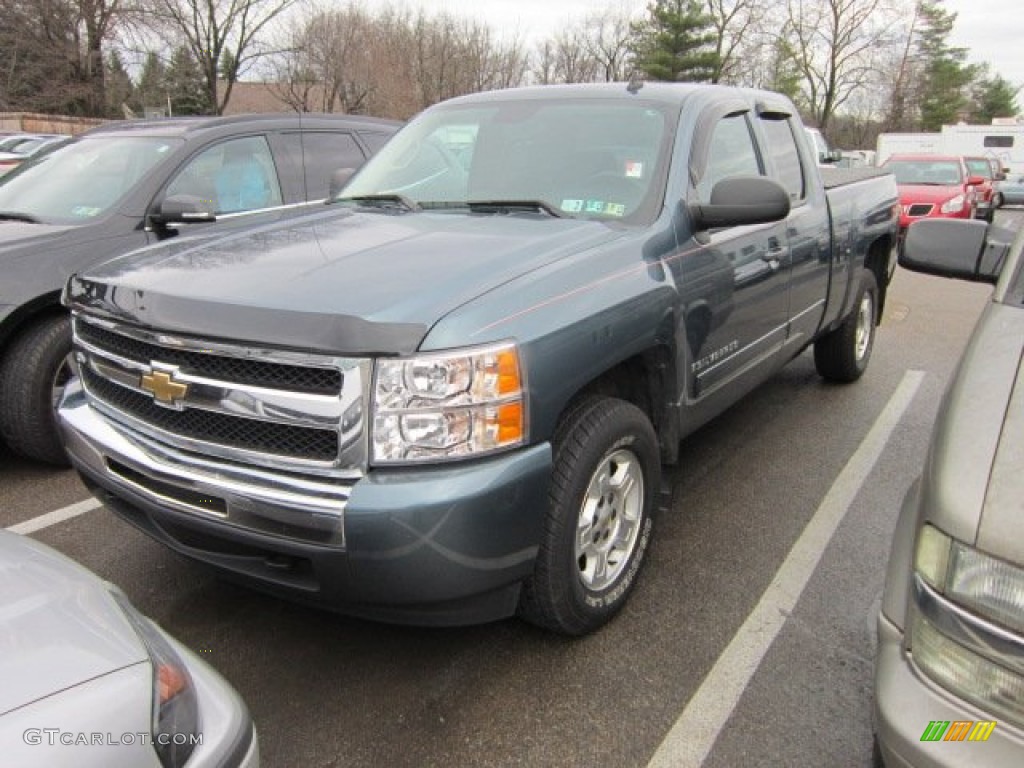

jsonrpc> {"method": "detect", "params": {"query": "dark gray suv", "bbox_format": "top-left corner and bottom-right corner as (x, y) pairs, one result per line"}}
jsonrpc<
(0, 113), (399, 464)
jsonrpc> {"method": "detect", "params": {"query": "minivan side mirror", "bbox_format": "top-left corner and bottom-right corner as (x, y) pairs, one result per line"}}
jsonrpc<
(150, 194), (217, 227)
(688, 176), (790, 231)
(966, 175), (985, 186)
(900, 219), (1004, 284)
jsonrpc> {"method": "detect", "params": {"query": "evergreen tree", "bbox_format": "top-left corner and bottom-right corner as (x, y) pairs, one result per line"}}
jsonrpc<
(916, 0), (976, 130)
(971, 74), (1020, 124)
(165, 46), (213, 115)
(105, 51), (135, 118)
(135, 52), (168, 116)
(630, 0), (719, 83)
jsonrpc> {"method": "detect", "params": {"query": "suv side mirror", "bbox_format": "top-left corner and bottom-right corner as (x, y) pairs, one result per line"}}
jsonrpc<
(689, 176), (790, 231)
(966, 175), (985, 186)
(151, 194), (217, 227)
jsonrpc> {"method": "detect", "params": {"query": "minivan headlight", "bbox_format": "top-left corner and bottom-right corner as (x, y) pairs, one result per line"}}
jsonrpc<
(914, 524), (1024, 635)
(372, 342), (525, 464)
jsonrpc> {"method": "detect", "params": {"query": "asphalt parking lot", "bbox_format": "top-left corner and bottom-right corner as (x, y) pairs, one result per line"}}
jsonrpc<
(3, 208), (1021, 767)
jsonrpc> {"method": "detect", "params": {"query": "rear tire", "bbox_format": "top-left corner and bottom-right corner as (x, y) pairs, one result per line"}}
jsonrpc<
(814, 270), (878, 383)
(518, 397), (660, 635)
(0, 315), (73, 465)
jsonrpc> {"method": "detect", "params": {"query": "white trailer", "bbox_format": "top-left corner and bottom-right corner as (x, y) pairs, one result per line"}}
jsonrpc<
(875, 124), (1024, 174)
(940, 124), (1024, 174)
(875, 132), (943, 164)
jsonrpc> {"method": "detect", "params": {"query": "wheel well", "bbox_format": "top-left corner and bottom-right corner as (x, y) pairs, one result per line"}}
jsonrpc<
(563, 346), (678, 465)
(863, 238), (891, 321)
(0, 297), (65, 359)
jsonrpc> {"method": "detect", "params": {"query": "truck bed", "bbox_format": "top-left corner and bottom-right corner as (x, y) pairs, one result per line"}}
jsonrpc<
(820, 166), (893, 190)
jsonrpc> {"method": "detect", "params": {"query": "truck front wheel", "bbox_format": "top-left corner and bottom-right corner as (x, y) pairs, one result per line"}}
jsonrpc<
(519, 397), (660, 635)
(0, 315), (73, 465)
(814, 269), (878, 382)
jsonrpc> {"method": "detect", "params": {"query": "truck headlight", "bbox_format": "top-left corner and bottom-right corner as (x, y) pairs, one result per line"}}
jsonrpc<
(940, 194), (966, 214)
(914, 524), (1024, 634)
(371, 342), (525, 464)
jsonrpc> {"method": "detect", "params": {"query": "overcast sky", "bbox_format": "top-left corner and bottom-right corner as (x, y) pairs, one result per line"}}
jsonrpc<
(403, 0), (1023, 90)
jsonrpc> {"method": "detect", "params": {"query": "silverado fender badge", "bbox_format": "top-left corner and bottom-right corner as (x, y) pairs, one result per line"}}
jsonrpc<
(140, 366), (189, 408)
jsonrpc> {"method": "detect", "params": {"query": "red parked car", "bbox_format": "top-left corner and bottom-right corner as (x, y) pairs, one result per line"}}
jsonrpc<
(964, 155), (1001, 220)
(882, 154), (985, 231)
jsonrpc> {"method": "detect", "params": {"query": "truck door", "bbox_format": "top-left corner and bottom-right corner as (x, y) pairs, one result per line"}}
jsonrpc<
(673, 108), (791, 398)
(756, 111), (832, 348)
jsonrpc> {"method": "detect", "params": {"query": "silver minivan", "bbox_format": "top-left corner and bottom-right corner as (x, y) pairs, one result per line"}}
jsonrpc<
(875, 218), (1024, 766)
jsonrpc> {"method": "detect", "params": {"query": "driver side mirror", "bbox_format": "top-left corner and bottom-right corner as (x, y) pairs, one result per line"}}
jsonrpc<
(150, 194), (216, 228)
(688, 176), (790, 231)
(966, 175), (985, 186)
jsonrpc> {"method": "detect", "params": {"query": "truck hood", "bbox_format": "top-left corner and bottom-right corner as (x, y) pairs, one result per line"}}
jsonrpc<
(69, 207), (626, 356)
(896, 183), (964, 204)
(0, 531), (145, 716)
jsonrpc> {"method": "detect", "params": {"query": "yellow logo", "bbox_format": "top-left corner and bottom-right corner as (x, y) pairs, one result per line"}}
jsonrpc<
(140, 368), (189, 406)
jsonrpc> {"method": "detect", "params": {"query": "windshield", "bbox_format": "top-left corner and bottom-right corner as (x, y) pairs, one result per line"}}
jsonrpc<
(964, 158), (993, 179)
(886, 160), (963, 186)
(340, 98), (672, 224)
(0, 136), (180, 224)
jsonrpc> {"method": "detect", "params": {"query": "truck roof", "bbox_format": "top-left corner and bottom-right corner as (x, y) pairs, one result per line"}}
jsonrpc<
(438, 82), (796, 112)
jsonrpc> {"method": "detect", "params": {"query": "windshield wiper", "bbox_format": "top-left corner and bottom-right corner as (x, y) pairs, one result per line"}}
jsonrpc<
(334, 194), (420, 212)
(0, 211), (41, 223)
(465, 200), (566, 218)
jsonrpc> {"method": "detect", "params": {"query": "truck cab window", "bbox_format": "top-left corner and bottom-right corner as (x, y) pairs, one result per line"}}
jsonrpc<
(759, 118), (806, 202)
(696, 114), (761, 203)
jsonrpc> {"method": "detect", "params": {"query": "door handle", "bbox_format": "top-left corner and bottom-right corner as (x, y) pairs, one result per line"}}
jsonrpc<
(762, 245), (789, 268)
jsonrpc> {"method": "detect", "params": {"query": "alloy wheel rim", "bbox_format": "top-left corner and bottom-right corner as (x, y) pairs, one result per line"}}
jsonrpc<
(855, 291), (874, 362)
(574, 448), (644, 591)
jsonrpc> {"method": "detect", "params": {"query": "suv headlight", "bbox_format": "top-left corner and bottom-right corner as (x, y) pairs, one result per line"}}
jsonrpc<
(940, 194), (966, 214)
(372, 341), (525, 464)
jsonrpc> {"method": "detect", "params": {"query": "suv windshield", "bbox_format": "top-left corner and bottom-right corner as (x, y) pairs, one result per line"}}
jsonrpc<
(341, 98), (672, 224)
(0, 136), (180, 224)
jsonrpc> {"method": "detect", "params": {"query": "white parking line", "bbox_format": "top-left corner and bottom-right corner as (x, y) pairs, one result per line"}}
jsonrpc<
(6, 497), (103, 535)
(647, 369), (925, 768)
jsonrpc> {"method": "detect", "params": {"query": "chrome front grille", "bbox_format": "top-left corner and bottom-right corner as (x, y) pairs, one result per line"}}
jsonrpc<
(77, 321), (342, 395)
(72, 315), (370, 474)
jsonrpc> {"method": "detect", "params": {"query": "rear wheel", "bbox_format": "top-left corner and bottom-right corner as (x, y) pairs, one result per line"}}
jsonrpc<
(0, 315), (73, 465)
(814, 270), (878, 383)
(519, 397), (660, 635)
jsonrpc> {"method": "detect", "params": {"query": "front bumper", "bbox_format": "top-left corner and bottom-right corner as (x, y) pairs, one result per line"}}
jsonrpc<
(874, 611), (1024, 767)
(60, 382), (552, 626)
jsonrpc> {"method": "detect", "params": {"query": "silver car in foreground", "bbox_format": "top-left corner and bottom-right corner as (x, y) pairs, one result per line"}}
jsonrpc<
(0, 530), (258, 767)
(874, 217), (1024, 767)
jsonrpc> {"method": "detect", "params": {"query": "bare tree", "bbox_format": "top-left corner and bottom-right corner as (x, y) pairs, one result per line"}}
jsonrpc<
(584, 9), (635, 82)
(143, 0), (298, 114)
(782, 0), (899, 137)
(704, 0), (764, 84)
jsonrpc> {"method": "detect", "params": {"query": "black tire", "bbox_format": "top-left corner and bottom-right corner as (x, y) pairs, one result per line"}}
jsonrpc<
(0, 315), (73, 465)
(814, 269), (878, 383)
(518, 397), (660, 635)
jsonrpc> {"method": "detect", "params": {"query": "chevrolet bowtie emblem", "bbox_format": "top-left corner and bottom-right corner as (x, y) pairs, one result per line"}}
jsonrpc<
(140, 368), (189, 406)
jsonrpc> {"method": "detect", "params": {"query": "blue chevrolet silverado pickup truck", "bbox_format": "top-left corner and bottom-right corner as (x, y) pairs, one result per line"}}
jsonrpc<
(58, 83), (898, 634)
